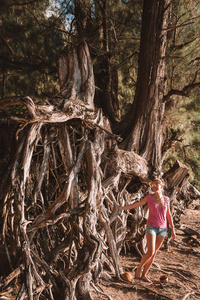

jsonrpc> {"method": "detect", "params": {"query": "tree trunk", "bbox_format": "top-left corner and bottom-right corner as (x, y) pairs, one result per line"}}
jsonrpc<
(93, 0), (120, 123)
(115, 0), (170, 176)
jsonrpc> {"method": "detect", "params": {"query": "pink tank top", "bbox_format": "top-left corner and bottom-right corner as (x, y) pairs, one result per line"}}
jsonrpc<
(147, 194), (170, 228)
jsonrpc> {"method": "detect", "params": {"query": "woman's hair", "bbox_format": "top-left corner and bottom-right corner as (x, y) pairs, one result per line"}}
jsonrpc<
(151, 179), (164, 187)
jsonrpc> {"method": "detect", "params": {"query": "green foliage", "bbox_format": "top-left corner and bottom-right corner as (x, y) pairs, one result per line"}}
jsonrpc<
(0, 0), (65, 99)
(163, 93), (200, 189)
(167, 0), (200, 89)
(107, 1), (142, 116)
(162, 0), (200, 189)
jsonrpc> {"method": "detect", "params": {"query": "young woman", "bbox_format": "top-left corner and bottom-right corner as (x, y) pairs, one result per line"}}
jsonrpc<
(120, 179), (176, 282)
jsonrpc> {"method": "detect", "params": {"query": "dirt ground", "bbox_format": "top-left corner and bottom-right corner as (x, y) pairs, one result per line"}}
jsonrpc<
(92, 205), (200, 300)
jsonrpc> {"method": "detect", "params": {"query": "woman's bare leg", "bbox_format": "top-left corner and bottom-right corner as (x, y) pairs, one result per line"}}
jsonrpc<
(135, 234), (156, 278)
(141, 235), (165, 280)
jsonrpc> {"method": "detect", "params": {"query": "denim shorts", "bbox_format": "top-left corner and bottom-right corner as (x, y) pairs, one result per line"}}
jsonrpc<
(146, 225), (167, 237)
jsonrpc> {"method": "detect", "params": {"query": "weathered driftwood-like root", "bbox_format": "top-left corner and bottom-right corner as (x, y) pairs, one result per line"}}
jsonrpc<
(0, 265), (24, 290)
(26, 137), (87, 232)
(2, 120), (112, 298)
(73, 133), (104, 299)
(0, 115), (195, 300)
(58, 42), (95, 108)
(99, 207), (123, 278)
(32, 131), (51, 205)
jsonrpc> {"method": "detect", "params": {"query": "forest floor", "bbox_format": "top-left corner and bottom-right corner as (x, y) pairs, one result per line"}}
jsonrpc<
(92, 204), (200, 300)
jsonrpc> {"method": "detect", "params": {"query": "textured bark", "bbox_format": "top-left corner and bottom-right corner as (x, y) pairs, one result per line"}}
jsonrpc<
(58, 42), (95, 108)
(114, 0), (171, 177)
(93, 0), (120, 123)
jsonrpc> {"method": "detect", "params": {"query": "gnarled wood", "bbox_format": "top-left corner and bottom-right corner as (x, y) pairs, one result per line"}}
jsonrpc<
(118, 149), (149, 180)
(58, 42), (95, 108)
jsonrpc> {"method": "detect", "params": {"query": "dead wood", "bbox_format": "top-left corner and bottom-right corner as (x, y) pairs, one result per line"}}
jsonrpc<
(0, 266), (24, 290)
(118, 149), (149, 180)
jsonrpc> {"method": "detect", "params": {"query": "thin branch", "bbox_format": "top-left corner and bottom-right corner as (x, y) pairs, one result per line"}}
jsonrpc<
(162, 21), (195, 32)
(163, 82), (200, 102)
(0, 55), (57, 73)
(9, 0), (39, 6)
(0, 33), (16, 56)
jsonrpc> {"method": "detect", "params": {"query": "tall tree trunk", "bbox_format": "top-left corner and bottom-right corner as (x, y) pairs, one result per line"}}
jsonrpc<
(74, 0), (91, 40)
(115, 0), (170, 175)
(93, 0), (120, 123)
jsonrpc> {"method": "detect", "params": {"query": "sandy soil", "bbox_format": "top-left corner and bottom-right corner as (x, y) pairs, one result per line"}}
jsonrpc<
(92, 206), (200, 300)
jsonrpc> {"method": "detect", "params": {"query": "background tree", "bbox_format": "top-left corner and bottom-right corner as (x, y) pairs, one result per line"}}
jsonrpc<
(0, 0), (63, 98)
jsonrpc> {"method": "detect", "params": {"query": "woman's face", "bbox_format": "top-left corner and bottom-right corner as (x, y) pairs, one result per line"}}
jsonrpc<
(151, 180), (163, 193)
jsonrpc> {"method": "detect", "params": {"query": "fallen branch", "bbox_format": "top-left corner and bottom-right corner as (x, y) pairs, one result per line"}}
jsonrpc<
(0, 265), (24, 289)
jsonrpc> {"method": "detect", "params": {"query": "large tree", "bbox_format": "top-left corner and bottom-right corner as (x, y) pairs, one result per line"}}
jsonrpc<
(0, 0), (200, 299)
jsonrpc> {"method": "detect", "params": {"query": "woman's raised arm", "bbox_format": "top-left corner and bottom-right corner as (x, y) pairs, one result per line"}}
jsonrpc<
(120, 196), (148, 211)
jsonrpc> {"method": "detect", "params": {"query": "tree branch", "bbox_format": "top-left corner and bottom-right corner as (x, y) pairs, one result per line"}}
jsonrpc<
(0, 55), (57, 73)
(163, 82), (200, 102)
(9, 0), (40, 6)
(0, 33), (16, 56)
(162, 21), (195, 32)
